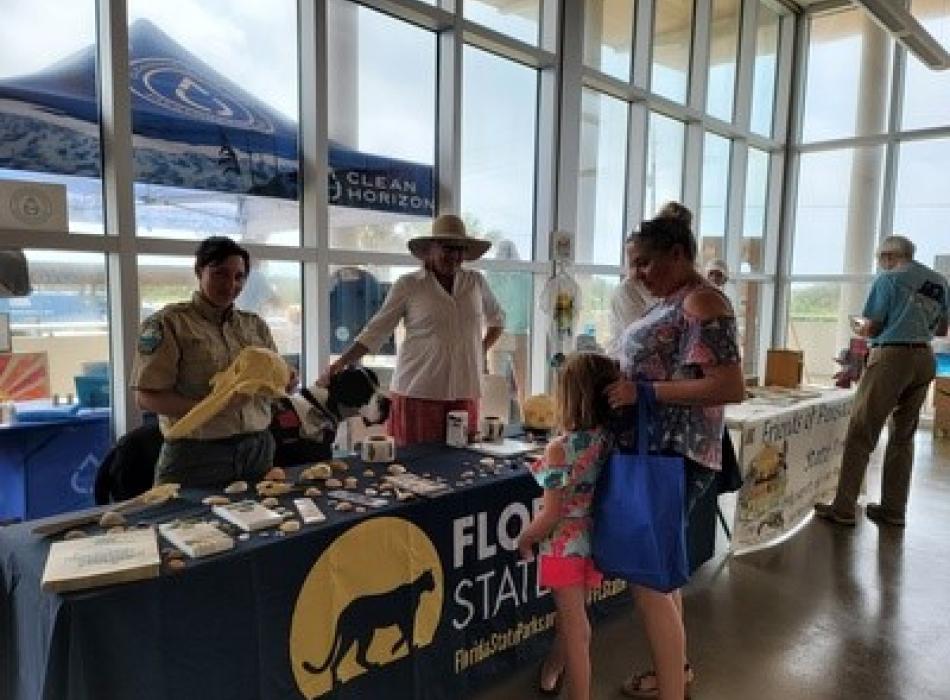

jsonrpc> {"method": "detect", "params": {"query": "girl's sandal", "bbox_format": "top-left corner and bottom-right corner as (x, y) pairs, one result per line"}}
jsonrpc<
(620, 663), (694, 699)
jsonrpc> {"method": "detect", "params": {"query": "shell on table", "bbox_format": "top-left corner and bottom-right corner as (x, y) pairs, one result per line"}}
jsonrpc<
(99, 511), (126, 527)
(202, 495), (231, 506)
(300, 463), (332, 481)
(224, 480), (248, 495)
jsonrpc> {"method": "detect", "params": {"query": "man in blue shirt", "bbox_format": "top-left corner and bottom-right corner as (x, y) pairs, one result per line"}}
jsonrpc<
(816, 235), (949, 527)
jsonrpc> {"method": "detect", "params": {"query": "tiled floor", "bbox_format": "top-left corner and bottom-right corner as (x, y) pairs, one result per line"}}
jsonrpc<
(470, 431), (950, 700)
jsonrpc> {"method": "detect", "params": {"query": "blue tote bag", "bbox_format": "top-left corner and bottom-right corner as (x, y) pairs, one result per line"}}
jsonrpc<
(592, 383), (689, 593)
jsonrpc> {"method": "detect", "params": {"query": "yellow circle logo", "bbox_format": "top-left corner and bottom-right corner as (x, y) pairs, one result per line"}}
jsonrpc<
(289, 517), (444, 698)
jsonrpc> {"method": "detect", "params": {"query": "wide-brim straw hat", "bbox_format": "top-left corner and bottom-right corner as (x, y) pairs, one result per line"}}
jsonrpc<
(407, 214), (492, 261)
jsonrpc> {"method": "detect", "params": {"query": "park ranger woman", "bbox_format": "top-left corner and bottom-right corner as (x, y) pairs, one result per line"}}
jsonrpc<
(131, 236), (294, 487)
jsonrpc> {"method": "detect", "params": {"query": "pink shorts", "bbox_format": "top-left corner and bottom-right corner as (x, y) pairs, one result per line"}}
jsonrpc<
(539, 555), (603, 590)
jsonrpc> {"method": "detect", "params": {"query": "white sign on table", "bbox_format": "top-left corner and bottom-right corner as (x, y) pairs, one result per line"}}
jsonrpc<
(726, 388), (855, 554)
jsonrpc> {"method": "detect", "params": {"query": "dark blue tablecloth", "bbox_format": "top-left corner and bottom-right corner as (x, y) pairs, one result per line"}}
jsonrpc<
(0, 443), (715, 700)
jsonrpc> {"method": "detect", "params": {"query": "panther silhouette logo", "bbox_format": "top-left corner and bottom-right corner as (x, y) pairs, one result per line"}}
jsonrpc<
(301, 569), (436, 688)
(289, 517), (444, 699)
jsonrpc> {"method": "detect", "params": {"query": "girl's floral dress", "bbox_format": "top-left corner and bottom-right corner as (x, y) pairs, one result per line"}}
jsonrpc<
(529, 428), (611, 558)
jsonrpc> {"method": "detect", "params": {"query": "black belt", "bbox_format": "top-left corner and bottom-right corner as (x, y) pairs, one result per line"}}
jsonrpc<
(878, 343), (930, 349)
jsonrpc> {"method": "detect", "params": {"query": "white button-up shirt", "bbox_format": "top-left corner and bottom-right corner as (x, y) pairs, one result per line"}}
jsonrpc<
(606, 277), (654, 358)
(356, 267), (505, 400)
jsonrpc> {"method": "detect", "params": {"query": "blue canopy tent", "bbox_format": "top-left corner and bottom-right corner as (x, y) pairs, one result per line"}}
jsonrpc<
(0, 19), (434, 217)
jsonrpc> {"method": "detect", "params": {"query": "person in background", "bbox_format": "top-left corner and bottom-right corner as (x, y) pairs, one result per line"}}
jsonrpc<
(131, 236), (295, 487)
(608, 215), (745, 700)
(486, 239), (531, 408)
(704, 258), (730, 288)
(606, 202), (689, 356)
(518, 352), (619, 700)
(321, 214), (505, 445)
(815, 235), (949, 527)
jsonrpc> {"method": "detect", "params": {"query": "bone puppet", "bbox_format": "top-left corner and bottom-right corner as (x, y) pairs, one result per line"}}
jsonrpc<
(165, 347), (292, 440)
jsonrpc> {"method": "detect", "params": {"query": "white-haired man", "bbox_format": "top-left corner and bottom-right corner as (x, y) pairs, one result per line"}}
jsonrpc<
(816, 235), (949, 527)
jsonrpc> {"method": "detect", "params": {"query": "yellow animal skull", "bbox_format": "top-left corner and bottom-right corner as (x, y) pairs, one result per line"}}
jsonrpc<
(165, 346), (291, 440)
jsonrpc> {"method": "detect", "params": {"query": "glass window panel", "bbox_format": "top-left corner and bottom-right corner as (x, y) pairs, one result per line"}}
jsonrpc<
(461, 46), (537, 262)
(137, 255), (302, 361)
(328, 3), (437, 254)
(699, 132), (731, 265)
(802, 9), (892, 143)
(644, 112), (685, 218)
(484, 269), (534, 408)
(584, 0), (636, 81)
(576, 273), (622, 354)
(0, 251), (108, 402)
(128, 0), (300, 245)
(741, 147), (769, 273)
(894, 138), (950, 270)
(652, 0), (694, 103)
(707, 0), (741, 122)
(793, 147), (884, 275)
(736, 281), (771, 380)
(328, 264), (415, 389)
(750, 2), (780, 137)
(0, 0), (103, 234)
(786, 281), (871, 387)
(465, 0), (540, 46)
(577, 89), (628, 266)
(902, 0), (950, 130)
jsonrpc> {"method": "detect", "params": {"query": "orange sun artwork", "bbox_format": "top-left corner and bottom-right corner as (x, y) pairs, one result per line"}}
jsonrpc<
(0, 352), (51, 401)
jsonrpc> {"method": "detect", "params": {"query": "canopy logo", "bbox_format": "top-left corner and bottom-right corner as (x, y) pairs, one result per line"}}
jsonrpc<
(129, 57), (275, 133)
(289, 517), (444, 699)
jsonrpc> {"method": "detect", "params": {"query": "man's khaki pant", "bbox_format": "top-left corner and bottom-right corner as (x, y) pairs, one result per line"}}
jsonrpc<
(832, 345), (936, 518)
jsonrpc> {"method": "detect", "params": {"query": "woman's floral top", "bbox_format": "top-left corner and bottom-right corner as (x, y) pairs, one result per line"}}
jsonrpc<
(619, 279), (740, 470)
(529, 428), (611, 558)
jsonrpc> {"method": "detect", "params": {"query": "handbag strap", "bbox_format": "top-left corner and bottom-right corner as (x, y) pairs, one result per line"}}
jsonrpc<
(636, 381), (657, 456)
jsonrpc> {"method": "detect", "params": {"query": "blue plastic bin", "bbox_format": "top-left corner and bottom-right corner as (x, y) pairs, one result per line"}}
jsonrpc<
(74, 375), (110, 408)
(937, 353), (950, 378)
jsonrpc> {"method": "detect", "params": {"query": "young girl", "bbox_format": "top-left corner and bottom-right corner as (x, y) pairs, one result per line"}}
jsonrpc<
(517, 352), (619, 700)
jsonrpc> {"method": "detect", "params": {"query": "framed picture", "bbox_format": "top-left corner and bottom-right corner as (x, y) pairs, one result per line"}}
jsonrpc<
(0, 313), (10, 353)
(0, 351), (51, 400)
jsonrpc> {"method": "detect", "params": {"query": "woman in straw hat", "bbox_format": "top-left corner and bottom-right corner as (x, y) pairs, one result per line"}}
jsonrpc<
(320, 213), (505, 445)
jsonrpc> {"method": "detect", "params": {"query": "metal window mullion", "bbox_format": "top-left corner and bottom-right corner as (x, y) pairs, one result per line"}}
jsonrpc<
(773, 10), (807, 348)
(98, 0), (139, 438)
(533, 46), (559, 394)
(300, 0), (329, 382)
(634, 0), (655, 91)
(879, 29), (907, 241)
(438, 12), (463, 214)
(771, 12), (795, 144)
(690, 0), (712, 114)
(734, 0), (760, 134)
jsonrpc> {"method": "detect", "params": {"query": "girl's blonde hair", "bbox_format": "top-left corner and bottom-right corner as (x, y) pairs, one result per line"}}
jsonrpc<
(557, 352), (620, 431)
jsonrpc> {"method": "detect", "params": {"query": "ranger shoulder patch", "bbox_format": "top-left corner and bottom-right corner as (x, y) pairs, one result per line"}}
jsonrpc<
(138, 319), (164, 354)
